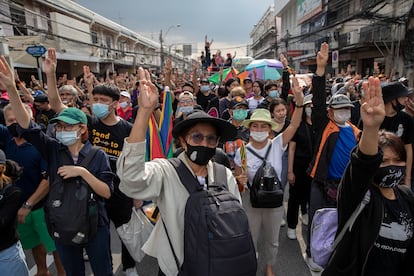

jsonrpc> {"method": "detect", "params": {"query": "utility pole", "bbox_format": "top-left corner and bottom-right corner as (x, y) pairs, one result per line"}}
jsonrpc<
(159, 29), (164, 69)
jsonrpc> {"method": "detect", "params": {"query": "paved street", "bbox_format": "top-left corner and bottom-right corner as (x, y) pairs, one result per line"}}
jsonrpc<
(25, 207), (314, 275)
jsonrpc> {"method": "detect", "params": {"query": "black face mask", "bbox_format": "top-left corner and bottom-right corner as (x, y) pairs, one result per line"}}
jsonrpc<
(373, 165), (406, 188)
(7, 123), (19, 138)
(392, 100), (405, 112)
(185, 143), (216, 165)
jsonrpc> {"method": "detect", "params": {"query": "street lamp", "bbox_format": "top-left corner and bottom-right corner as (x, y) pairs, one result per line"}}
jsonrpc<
(159, 24), (181, 67)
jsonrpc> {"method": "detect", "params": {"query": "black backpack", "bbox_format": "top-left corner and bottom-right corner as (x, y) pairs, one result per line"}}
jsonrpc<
(45, 147), (100, 245)
(167, 158), (257, 276)
(247, 143), (284, 208)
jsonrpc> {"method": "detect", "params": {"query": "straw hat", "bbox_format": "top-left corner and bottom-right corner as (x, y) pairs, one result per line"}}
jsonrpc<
(242, 109), (278, 131)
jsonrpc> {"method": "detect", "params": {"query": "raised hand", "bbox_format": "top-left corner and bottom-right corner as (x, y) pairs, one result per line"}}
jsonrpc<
(361, 77), (385, 128)
(291, 76), (304, 106)
(43, 48), (57, 75)
(137, 67), (159, 110)
(0, 56), (16, 91)
(316, 42), (329, 68)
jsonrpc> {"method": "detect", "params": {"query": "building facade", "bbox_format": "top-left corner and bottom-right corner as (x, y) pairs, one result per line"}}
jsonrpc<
(0, 0), (191, 81)
(251, 0), (413, 86)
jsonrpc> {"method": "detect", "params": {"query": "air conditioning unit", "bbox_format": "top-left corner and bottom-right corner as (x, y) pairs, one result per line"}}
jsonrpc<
(347, 31), (359, 45)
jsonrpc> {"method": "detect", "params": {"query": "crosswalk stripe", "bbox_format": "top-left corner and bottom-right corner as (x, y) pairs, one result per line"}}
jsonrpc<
(28, 253), (122, 275)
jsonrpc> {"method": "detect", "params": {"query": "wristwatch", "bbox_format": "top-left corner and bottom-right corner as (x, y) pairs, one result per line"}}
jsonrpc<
(22, 202), (32, 210)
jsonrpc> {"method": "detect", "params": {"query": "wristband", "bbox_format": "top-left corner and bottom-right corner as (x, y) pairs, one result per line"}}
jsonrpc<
(295, 103), (304, 108)
(22, 202), (32, 210)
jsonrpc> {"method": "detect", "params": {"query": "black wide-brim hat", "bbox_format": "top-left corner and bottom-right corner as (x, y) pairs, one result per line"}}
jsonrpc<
(172, 110), (237, 142)
(382, 82), (409, 103)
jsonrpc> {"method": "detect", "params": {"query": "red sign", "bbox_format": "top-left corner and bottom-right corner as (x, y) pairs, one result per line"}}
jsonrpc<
(286, 50), (303, 57)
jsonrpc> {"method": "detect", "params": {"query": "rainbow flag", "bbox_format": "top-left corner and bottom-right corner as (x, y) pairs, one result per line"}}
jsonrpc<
(159, 86), (174, 158)
(146, 114), (165, 161)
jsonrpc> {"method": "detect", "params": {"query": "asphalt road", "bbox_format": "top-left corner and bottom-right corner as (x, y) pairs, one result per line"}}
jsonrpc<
(25, 189), (316, 276)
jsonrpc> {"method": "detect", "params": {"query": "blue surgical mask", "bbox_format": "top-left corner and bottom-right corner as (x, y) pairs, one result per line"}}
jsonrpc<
(233, 109), (249, 121)
(200, 86), (210, 93)
(56, 130), (79, 146)
(92, 103), (110, 119)
(269, 90), (279, 98)
(179, 106), (193, 114)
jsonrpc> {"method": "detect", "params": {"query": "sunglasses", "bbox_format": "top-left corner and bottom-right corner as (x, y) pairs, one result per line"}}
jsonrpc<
(188, 132), (219, 146)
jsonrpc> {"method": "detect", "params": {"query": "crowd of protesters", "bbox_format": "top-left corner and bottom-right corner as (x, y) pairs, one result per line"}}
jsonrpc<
(0, 40), (413, 276)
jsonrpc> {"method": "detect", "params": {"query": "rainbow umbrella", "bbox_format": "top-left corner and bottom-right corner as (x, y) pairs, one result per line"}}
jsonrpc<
(244, 59), (283, 80)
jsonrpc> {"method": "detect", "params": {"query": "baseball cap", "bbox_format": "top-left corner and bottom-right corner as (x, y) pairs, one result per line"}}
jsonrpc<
(178, 91), (194, 101)
(229, 96), (248, 109)
(34, 93), (49, 103)
(120, 91), (131, 99)
(328, 94), (354, 109)
(50, 108), (87, 125)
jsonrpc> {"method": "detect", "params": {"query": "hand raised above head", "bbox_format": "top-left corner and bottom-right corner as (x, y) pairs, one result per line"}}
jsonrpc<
(137, 67), (159, 110)
(316, 42), (329, 68)
(361, 77), (385, 128)
(0, 56), (16, 91)
(43, 48), (57, 75)
(291, 76), (304, 105)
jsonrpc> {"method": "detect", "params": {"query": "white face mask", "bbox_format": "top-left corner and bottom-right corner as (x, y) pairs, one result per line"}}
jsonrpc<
(119, 101), (129, 109)
(333, 109), (351, 125)
(250, 131), (269, 142)
(305, 107), (312, 117)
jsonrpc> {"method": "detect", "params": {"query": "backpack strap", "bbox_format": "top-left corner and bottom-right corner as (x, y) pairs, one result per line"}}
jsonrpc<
(246, 143), (272, 163)
(212, 162), (228, 190)
(79, 147), (99, 169)
(332, 190), (371, 250)
(168, 158), (203, 194)
(58, 146), (99, 168)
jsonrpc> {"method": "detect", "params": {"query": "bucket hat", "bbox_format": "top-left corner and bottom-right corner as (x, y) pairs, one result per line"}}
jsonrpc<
(172, 110), (236, 142)
(382, 82), (409, 103)
(242, 109), (278, 131)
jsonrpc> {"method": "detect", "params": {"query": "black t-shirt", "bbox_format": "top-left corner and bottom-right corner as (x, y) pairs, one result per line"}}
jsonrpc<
(380, 112), (414, 145)
(291, 121), (314, 161)
(36, 109), (56, 131)
(87, 115), (132, 173)
(197, 93), (219, 113)
(365, 191), (413, 276)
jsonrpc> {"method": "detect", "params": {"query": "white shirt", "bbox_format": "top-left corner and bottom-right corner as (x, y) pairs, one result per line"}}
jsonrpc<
(234, 133), (287, 185)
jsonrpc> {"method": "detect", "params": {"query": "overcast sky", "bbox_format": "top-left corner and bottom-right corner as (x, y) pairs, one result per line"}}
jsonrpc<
(75, 0), (275, 57)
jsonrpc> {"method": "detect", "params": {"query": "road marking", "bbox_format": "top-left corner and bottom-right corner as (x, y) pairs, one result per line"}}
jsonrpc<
(29, 254), (54, 276)
(28, 253), (122, 276)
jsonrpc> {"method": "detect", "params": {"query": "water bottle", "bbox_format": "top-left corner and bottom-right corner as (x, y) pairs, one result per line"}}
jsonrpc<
(263, 163), (275, 191)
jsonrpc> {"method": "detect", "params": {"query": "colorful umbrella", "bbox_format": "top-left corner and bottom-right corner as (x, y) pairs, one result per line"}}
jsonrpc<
(244, 59), (283, 81)
(208, 67), (239, 84)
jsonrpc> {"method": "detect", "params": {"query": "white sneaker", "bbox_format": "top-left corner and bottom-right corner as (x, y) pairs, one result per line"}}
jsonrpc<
(307, 257), (323, 272)
(301, 213), (309, 226)
(281, 218), (286, 227)
(125, 267), (139, 276)
(287, 228), (297, 240)
(82, 249), (89, 261)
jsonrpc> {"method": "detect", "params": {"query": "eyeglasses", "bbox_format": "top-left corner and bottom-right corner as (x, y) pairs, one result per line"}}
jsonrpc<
(188, 132), (219, 146)
(54, 123), (80, 131)
(179, 99), (193, 105)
